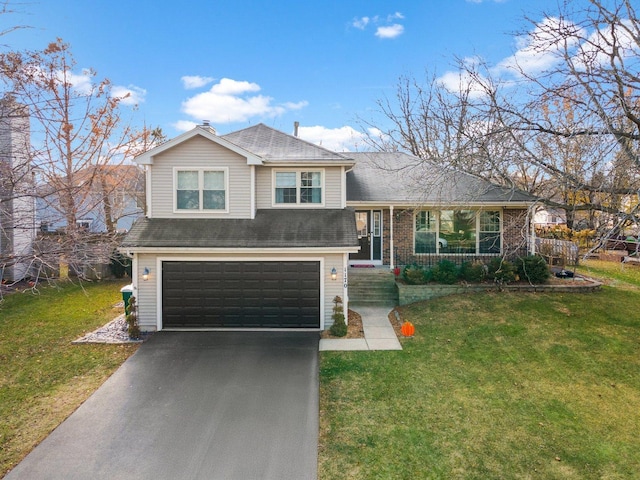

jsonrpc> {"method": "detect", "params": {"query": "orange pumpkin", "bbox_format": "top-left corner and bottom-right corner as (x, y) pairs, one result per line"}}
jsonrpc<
(401, 321), (415, 337)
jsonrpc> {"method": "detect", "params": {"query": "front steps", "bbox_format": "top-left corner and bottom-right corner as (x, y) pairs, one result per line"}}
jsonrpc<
(347, 267), (398, 306)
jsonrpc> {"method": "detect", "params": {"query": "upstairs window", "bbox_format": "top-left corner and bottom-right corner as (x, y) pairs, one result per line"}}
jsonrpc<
(175, 169), (226, 211)
(274, 170), (323, 205)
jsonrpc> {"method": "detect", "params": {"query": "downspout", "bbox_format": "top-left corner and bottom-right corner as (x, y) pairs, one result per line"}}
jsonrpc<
(250, 165), (256, 219)
(145, 165), (152, 218)
(389, 205), (394, 269)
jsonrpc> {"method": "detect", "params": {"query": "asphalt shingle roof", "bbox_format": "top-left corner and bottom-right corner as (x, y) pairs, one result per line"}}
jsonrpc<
(121, 208), (358, 249)
(346, 152), (537, 205)
(221, 123), (353, 163)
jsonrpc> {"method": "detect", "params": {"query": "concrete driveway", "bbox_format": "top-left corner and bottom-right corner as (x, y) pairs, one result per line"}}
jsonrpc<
(6, 331), (319, 480)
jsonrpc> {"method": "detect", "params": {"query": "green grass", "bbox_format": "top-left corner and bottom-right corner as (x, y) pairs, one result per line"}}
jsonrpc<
(319, 264), (640, 479)
(0, 280), (138, 477)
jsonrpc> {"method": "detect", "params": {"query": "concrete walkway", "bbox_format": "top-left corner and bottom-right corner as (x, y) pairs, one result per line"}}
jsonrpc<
(319, 305), (402, 351)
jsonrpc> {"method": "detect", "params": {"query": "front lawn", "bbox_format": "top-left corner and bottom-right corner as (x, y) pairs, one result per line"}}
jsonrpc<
(320, 263), (640, 479)
(0, 281), (139, 477)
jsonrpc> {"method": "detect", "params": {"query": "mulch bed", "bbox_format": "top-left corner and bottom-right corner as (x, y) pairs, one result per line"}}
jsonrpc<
(321, 309), (365, 339)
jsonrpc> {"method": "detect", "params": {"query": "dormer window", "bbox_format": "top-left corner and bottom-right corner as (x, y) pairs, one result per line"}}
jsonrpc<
(274, 170), (323, 206)
(175, 168), (227, 212)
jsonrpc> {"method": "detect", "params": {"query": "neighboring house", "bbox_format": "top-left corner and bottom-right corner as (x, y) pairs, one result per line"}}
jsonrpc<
(121, 124), (537, 332)
(0, 96), (36, 282)
(37, 165), (145, 234)
(533, 207), (567, 228)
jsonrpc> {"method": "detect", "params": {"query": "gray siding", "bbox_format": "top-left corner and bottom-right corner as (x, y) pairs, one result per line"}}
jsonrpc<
(150, 135), (252, 218)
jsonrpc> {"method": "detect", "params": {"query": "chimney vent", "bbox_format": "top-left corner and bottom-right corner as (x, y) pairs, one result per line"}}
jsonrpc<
(294, 121), (299, 137)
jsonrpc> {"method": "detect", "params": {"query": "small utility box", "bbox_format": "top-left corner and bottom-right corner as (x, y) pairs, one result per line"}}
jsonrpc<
(120, 284), (133, 314)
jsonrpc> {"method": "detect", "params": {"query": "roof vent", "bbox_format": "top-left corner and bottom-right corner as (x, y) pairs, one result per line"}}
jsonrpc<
(294, 121), (299, 137)
(202, 120), (210, 126)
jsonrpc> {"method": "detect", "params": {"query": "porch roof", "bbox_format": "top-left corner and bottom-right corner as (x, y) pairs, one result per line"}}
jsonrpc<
(346, 152), (538, 206)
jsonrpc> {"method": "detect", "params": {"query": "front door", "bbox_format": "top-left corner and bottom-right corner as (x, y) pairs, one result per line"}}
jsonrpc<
(350, 210), (383, 262)
(350, 211), (370, 260)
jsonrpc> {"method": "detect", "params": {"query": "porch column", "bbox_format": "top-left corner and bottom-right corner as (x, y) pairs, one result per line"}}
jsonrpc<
(389, 205), (394, 269)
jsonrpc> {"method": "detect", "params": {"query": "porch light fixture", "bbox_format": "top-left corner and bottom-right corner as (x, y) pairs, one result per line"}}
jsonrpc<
(142, 267), (150, 281)
(330, 267), (337, 281)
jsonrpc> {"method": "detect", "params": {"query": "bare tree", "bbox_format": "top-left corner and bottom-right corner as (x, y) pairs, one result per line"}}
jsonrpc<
(0, 39), (157, 284)
(361, 0), (640, 246)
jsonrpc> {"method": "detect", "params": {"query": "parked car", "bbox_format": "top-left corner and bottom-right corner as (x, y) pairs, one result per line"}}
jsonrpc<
(606, 235), (640, 255)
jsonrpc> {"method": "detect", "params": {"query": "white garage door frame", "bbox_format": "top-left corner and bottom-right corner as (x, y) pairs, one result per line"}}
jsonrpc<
(155, 255), (326, 331)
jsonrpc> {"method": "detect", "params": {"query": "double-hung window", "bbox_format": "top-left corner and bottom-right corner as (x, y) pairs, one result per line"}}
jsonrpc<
(274, 170), (323, 205)
(175, 168), (227, 211)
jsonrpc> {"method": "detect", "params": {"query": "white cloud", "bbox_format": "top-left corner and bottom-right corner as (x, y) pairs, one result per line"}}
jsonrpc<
(111, 85), (146, 106)
(56, 68), (93, 95)
(210, 78), (261, 95)
(173, 120), (198, 132)
(181, 75), (215, 89)
(437, 69), (489, 99)
(375, 24), (404, 39)
(352, 12), (405, 39)
(180, 77), (307, 124)
(298, 125), (368, 152)
(352, 16), (370, 30)
(496, 16), (584, 77)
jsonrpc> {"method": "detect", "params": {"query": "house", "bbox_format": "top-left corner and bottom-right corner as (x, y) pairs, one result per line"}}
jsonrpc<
(533, 207), (567, 228)
(0, 96), (36, 282)
(37, 164), (145, 234)
(121, 123), (537, 332)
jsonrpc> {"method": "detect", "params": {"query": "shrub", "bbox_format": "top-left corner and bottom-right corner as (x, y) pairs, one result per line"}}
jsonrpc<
(402, 264), (429, 285)
(432, 259), (459, 284)
(487, 257), (516, 284)
(460, 261), (486, 282)
(329, 296), (347, 337)
(126, 296), (141, 339)
(517, 255), (551, 284)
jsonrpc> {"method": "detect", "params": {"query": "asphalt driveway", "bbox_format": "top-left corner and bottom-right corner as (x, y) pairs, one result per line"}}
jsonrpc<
(6, 331), (320, 480)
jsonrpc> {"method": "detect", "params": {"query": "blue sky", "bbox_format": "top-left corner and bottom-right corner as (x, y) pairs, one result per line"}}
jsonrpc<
(5, 0), (564, 150)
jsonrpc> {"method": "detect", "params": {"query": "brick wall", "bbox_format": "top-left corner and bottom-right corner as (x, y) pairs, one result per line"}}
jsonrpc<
(389, 207), (531, 265)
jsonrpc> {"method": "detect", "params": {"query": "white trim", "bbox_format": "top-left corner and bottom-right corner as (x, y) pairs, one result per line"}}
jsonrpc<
(173, 167), (229, 214)
(412, 208), (503, 255)
(342, 252), (349, 316)
(155, 256), (326, 331)
(390, 205), (394, 269)
(123, 246), (359, 254)
(271, 168), (325, 208)
(250, 165), (256, 219)
(145, 166), (152, 218)
(341, 166), (346, 208)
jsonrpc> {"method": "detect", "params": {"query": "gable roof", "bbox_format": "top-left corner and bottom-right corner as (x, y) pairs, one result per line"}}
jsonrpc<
(347, 152), (538, 207)
(134, 126), (263, 166)
(221, 123), (354, 164)
(121, 208), (358, 250)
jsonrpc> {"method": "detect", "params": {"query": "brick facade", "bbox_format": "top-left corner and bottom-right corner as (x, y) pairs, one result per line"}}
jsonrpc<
(381, 207), (531, 266)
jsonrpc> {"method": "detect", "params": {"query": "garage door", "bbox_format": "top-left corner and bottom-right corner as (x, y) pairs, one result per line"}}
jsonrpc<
(162, 261), (320, 328)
